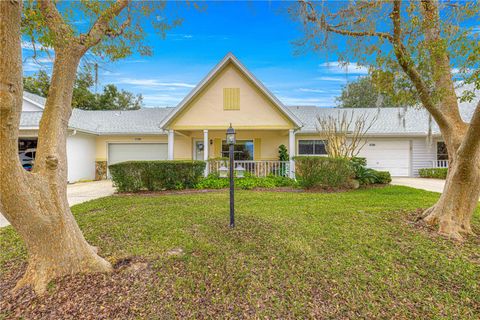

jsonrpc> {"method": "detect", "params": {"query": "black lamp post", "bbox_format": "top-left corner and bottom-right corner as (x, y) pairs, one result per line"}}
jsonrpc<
(226, 123), (236, 228)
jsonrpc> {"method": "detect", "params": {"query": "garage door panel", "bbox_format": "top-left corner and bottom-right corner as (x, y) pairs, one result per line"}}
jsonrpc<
(358, 139), (410, 177)
(108, 143), (168, 165)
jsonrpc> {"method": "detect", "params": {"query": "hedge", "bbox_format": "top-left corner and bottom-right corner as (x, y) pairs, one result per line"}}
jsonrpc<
(109, 160), (206, 192)
(294, 156), (354, 189)
(418, 168), (448, 179)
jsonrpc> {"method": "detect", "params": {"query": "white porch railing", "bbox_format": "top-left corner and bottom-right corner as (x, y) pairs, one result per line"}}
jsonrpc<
(432, 160), (449, 168)
(209, 160), (290, 177)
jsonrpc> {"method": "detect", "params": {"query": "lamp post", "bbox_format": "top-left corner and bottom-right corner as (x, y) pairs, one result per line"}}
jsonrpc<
(226, 123), (236, 228)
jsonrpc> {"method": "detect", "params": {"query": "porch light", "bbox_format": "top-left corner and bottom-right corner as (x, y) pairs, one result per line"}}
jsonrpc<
(235, 164), (245, 178)
(219, 165), (228, 178)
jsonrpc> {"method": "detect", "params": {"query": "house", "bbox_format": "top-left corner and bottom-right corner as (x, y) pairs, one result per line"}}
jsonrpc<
(18, 53), (477, 182)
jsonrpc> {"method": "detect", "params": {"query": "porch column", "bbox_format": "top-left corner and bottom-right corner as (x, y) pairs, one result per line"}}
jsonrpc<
(168, 129), (174, 160)
(203, 129), (209, 177)
(289, 129), (295, 179)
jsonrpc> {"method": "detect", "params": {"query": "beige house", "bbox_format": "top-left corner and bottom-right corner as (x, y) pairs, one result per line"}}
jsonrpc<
(19, 53), (478, 182)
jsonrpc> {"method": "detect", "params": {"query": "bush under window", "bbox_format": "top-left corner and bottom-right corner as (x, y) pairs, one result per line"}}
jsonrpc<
(109, 160), (206, 192)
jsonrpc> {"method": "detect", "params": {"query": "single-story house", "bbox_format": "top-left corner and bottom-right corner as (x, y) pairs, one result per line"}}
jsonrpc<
(19, 53), (477, 182)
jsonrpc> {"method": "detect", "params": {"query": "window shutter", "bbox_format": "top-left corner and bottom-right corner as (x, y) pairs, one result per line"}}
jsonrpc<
(254, 138), (261, 160)
(214, 138), (222, 157)
(223, 88), (240, 110)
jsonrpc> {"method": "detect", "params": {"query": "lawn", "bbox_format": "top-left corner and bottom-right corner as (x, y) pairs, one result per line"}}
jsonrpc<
(1, 186), (479, 319)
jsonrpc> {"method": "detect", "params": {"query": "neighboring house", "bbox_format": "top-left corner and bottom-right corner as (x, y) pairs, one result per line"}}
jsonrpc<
(18, 53), (477, 182)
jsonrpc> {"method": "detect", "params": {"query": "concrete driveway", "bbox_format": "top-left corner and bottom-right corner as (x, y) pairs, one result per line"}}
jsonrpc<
(0, 180), (115, 228)
(391, 177), (445, 193)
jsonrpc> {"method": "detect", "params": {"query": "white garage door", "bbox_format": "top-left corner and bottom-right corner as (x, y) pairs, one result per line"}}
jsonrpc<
(358, 139), (410, 177)
(108, 143), (168, 165)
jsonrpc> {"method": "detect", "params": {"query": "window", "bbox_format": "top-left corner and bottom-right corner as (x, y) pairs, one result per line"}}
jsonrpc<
(223, 88), (240, 110)
(222, 140), (253, 160)
(437, 141), (448, 160)
(298, 140), (327, 155)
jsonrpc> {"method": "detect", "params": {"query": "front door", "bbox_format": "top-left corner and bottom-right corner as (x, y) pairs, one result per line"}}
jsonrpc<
(194, 140), (205, 160)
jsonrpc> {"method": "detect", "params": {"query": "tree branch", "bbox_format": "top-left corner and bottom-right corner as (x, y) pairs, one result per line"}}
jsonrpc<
(80, 0), (130, 49)
(37, 0), (74, 49)
(300, 1), (394, 41)
(390, 0), (450, 129)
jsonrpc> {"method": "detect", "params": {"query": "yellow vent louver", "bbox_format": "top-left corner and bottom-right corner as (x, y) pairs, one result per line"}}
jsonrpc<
(223, 88), (240, 110)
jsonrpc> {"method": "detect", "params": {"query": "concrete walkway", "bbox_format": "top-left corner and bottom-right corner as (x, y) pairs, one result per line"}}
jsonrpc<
(0, 180), (115, 228)
(391, 177), (446, 193)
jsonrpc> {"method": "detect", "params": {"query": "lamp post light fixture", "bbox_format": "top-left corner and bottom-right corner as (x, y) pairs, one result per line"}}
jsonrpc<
(235, 164), (245, 178)
(219, 164), (228, 178)
(226, 123), (236, 228)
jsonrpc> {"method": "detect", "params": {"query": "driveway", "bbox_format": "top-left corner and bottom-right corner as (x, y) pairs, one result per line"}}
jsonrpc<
(0, 180), (115, 228)
(391, 177), (445, 193)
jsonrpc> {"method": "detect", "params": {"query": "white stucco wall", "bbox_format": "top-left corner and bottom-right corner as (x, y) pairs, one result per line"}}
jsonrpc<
(67, 132), (96, 183)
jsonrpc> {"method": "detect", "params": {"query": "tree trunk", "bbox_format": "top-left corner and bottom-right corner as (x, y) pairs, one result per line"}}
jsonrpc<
(422, 154), (480, 241)
(0, 0), (111, 295)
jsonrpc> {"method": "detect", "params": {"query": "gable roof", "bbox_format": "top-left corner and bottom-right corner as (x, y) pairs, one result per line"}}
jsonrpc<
(159, 53), (303, 128)
(23, 91), (46, 110)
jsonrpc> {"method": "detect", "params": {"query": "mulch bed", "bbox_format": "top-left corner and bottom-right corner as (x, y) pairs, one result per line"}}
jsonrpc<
(0, 258), (157, 320)
(115, 184), (390, 197)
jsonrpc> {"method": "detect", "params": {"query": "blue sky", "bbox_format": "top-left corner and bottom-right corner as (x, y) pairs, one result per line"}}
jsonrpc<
(22, 1), (475, 108)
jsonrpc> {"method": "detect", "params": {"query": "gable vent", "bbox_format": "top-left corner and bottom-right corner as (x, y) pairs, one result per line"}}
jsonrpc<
(223, 88), (240, 110)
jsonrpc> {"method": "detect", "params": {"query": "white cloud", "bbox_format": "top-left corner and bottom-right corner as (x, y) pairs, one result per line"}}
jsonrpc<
(117, 78), (196, 88)
(278, 95), (336, 107)
(298, 88), (325, 93)
(142, 92), (186, 107)
(319, 61), (369, 75)
(314, 76), (347, 82)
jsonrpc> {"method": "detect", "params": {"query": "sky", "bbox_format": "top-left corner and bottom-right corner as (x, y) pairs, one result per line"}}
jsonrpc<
(20, 1), (477, 108)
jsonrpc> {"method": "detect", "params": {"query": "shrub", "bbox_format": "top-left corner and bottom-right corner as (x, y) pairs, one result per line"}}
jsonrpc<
(195, 173), (297, 190)
(350, 157), (391, 185)
(294, 156), (354, 189)
(351, 157), (377, 185)
(418, 168), (448, 179)
(195, 173), (229, 189)
(109, 160), (206, 192)
(373, 170), (392, 184)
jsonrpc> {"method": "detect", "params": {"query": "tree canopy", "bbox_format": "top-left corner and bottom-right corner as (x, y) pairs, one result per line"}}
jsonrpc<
(336, 76), (403, 108)
(23, 69), (142, 110)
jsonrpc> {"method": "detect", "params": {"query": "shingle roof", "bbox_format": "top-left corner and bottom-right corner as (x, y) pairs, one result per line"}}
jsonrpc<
(20, 108), (175, 134)
(23, 91), (46, 108)
(20, 86), (478, 136)
(287, 84), (478, 135)
(69, 108), (175, 134)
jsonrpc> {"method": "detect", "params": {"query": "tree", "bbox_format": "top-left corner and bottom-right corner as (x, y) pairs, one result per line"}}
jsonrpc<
(337, 76), (402, 108)
(316, 110), (377, 158)
(23, 69), (143, 110)
(97, 84), (142, 110)
(294, 0), (480, 241)
(0, 0), (180, 294)
(23, 69), (50, 97)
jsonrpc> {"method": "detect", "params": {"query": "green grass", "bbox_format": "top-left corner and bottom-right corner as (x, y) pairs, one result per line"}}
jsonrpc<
(1, 186), (479, 318)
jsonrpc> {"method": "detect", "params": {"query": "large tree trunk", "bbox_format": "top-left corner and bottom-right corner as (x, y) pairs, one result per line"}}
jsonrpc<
(0, 0), (111, 295)
(422, 154), (480, 241)
(420, 101), (480, 241)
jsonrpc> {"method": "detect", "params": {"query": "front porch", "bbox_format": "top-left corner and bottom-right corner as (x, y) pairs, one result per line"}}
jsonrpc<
(167, 128), (296, 178)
